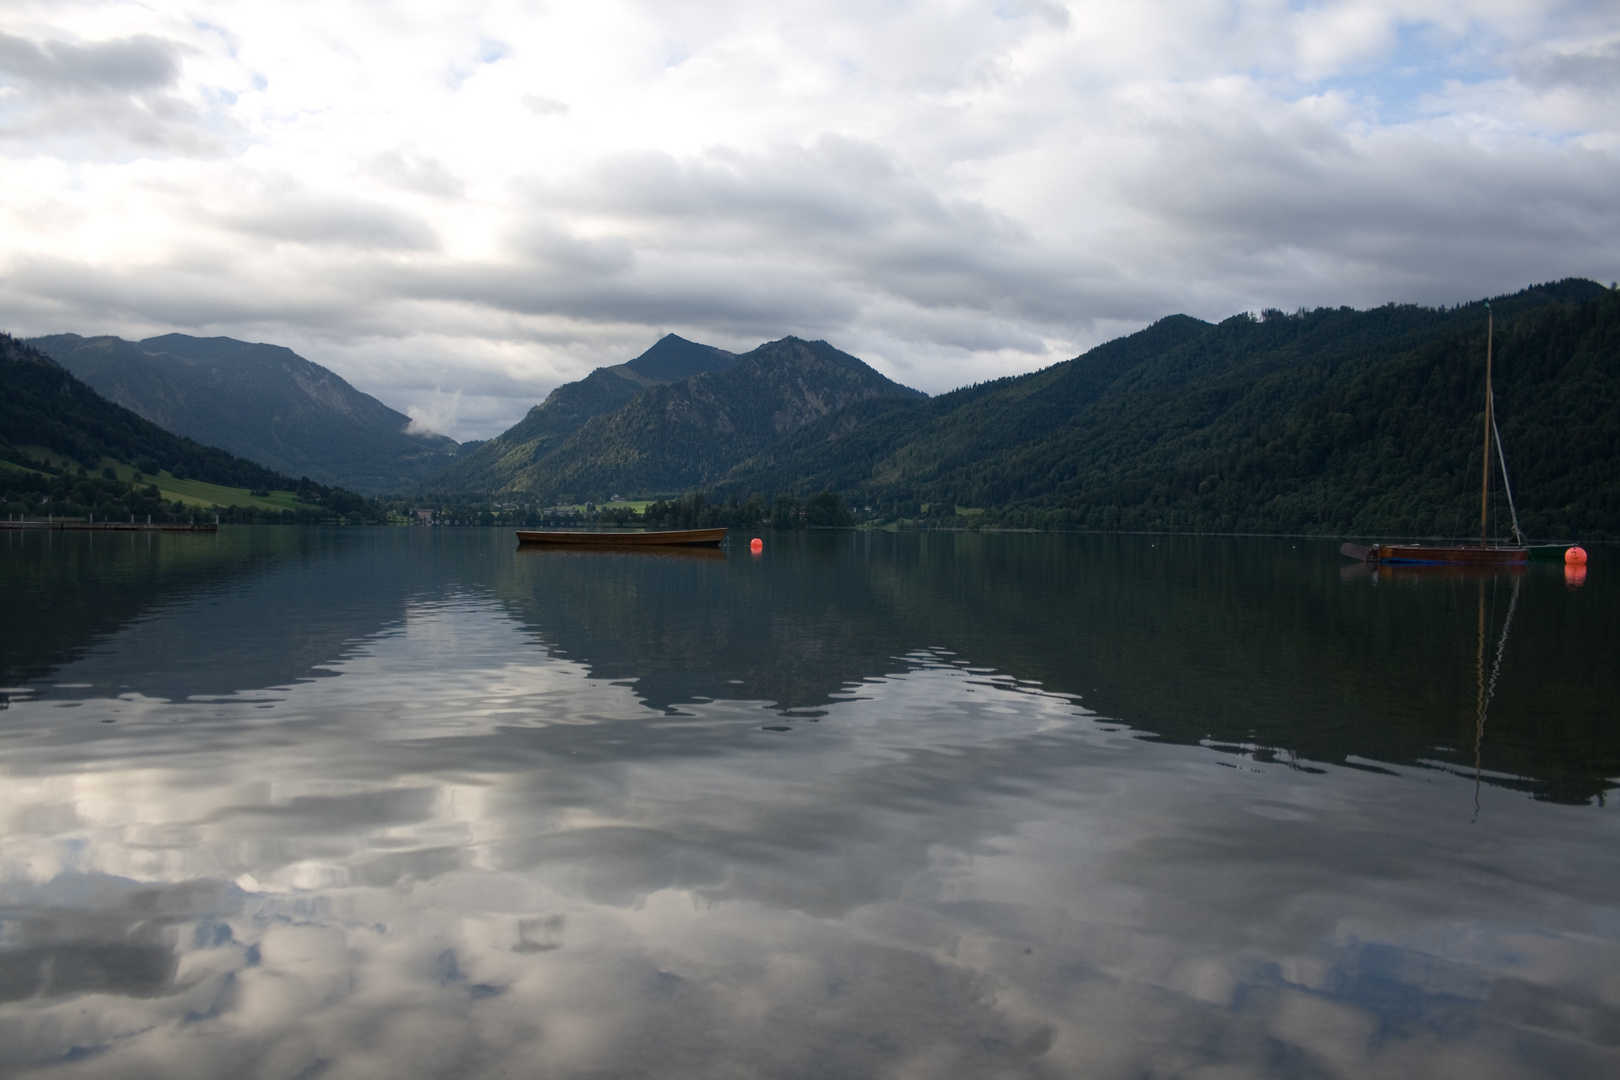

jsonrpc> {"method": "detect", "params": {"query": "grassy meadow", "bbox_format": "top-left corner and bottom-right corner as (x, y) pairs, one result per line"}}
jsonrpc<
(6, 445), (322, 512)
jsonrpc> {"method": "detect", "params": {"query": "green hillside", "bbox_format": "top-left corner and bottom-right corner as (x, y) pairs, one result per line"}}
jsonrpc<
(28, 332), (462, 494)
(0, 333), (383, 523)
(712, 280), (1618, 539)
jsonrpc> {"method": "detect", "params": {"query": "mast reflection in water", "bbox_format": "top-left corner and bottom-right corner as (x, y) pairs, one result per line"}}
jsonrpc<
(0, 527), (1615, 1079)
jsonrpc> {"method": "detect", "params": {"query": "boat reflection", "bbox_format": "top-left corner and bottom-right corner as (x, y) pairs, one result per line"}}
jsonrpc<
(516, 543), (727, 562)
(1471, 572), (1521, 817)
(1339, 560), (1527, 582)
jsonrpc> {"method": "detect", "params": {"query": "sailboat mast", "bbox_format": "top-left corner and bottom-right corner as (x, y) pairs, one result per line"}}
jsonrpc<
(1480, 304), (1493, 545)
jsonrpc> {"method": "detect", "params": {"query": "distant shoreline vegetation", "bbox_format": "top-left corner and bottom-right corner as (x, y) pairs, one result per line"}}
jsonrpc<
(365, 489), (1612, 543)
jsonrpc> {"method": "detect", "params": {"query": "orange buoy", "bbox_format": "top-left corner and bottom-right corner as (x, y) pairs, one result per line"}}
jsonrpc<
(1566, 545), (1588, 565)
(750, 537), (763, 554)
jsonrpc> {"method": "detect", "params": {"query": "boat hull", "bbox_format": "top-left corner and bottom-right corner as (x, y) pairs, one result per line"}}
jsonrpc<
(515, 527), (728, 547)
(1341, 541), (1527, 565)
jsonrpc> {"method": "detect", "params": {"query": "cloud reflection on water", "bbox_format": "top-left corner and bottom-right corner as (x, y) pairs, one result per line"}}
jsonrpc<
(0, 595), (1616, 1078)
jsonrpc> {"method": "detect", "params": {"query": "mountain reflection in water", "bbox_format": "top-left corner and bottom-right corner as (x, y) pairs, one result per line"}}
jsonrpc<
(0, 528), (1615, 1079)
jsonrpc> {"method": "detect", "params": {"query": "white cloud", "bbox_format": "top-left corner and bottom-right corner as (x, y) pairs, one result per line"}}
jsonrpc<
(404, 386), (462, 438)
(0, 0), (1617, 439)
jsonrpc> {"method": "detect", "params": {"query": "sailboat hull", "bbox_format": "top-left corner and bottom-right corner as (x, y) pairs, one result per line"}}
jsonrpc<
(1341, 542), (1527, 565)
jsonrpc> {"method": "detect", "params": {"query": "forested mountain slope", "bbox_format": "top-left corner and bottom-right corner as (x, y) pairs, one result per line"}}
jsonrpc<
(720, 313), (1215, 498)
(498, 337), (924, 498)
(717, 280), (1618, 538)
(28, 332), (461, 494)
(429, 334), (735, 493)
(3, 333), (288, 489)
(0, 333), (376, 519)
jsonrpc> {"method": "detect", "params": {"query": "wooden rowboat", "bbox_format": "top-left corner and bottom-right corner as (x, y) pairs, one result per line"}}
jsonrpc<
(516, 527), (728, 547)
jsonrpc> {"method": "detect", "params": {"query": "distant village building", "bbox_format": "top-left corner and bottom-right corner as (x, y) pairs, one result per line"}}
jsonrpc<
(413, 509), (434, 524)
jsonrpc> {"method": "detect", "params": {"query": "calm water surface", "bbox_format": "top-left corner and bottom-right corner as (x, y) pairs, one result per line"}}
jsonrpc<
(1, 527), (1616, 1079)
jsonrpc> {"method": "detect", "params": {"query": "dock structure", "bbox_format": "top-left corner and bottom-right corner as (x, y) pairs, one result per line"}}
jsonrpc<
(1, 519), (218, 533)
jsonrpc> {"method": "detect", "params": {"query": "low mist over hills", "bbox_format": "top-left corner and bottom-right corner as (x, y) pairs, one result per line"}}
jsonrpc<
(28, 333), (462, 494)
(432, 335), (920, 498)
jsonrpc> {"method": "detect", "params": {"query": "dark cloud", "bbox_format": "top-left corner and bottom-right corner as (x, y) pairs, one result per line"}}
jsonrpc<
(1112, 113), (1620, 309)
(0, 32), (180, 94)
(1516, 41), (1620, 93)
(579, 138), (934, 240)
(480, 138), (1153, 352)
(510, 223), (636, 275)
(366, 150), (466, 198)
(0, 31), (213, 153)
(222, 195), (442, 251)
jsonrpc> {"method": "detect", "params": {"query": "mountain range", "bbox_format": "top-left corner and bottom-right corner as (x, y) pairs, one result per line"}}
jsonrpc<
(429, 333), (738, 493)
(9, 278), (1617, 538)
(433, 335), (922, 498)
(27, 333), (462, 494)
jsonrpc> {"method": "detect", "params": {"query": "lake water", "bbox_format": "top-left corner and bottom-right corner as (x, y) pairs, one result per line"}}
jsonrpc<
(1, 527), (1616, 1079)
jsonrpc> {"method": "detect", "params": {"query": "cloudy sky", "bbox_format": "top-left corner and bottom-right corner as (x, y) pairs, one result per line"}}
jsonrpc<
(2, 1), (1618, 440)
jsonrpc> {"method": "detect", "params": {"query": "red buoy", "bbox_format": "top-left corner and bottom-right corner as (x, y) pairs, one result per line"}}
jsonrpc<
(750, 537), (763, 554)
(1566, 546), (1588, 565)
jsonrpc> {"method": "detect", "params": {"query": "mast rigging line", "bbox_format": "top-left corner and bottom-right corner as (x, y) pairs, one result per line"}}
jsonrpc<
(1489, 397), (1524, 546)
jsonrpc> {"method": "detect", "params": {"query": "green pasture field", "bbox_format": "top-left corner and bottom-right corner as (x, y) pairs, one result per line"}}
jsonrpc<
(2, 446), (320, 512)
(0, 456), (48, 476)
(100, 460), (322, 511)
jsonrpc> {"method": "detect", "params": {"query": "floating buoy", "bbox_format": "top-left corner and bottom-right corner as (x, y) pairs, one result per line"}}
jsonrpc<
(1566, 545), (1588, 565)
(750, 537), (763, 554)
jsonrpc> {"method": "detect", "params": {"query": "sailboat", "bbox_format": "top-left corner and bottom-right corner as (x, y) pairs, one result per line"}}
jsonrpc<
(1342, 303), (1532, 566)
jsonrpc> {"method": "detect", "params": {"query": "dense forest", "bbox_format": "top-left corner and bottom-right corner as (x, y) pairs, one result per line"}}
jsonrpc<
(0, 333), (385, 524)
(712, 280), (1619, 539)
